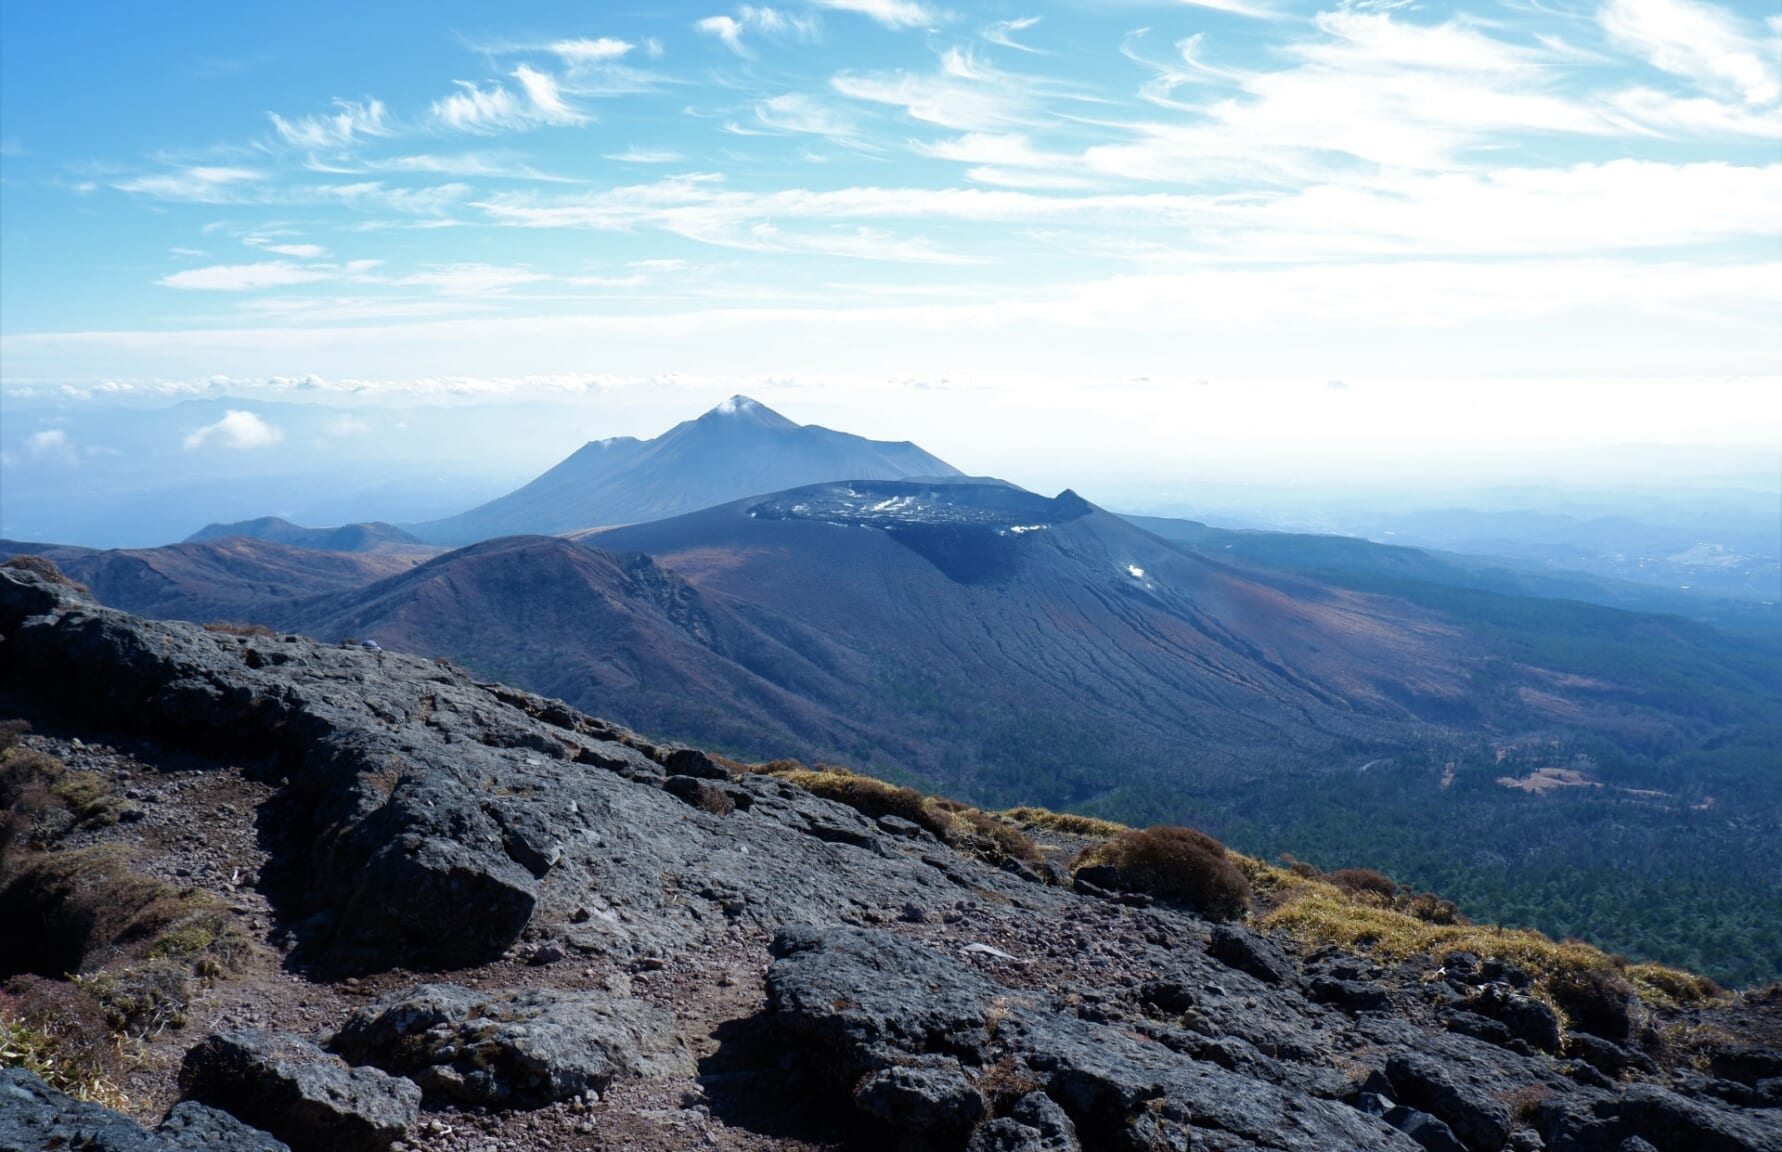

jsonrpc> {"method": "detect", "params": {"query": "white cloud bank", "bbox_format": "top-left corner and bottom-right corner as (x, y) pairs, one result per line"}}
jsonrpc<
(182, 410), (285, 450)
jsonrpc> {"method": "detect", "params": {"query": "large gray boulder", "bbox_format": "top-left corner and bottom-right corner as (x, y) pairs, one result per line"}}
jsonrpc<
(330, 983), (693, 1107)
(178, 1031), (419, 1152)
(0, 1067), (289, 1152)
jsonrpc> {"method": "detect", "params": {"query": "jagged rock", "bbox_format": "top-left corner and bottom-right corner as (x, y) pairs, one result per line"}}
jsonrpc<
(330, 983), (692, 1108)
(768, 925), (1421, 1151)
(178, 1031), (419, 1152)
(853, 1060), (987, 1135)
(1469, 985), (1562, 1054)
(1308, 975), (1391, 1013)
(663, 772), (735, 814)
(1207, 924), (1296, 985)
(1712, 1048), (1782, 1087)
(967, 1092), (1083, 1152)
(1563, 1033), (1655, 1078)
(662, 748), (732, 780)
(1539, 1082), (1782, 1152)
(156, 1102), (292, 1152)
(1385, 1105), (1470, 1152)
(1386, 1051), (1513, 1152)
(1136, 978), (1197, 1015)
(0, 1067), (290, 1152)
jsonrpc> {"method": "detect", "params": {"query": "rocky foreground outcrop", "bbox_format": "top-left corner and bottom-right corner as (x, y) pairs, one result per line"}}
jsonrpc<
(1, 563), (1778, 1152)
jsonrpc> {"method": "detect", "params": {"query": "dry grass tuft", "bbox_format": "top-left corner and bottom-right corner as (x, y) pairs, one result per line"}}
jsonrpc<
(998, 806), (1129, 840)
(767, 764), (956, 840)
(0, 975), (128, 1108)
(1259, 880), (1722, 1024)
(203, 621), (276, 638)
(0, 556), (88, 593)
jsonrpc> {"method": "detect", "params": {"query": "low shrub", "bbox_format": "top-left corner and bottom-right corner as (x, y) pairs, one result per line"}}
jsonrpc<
(1550, 965), (1636, 1043)
(1, 974), (126, 1106)
(0, 721), (28, 756)
(1277, 853), (1324, 881)
(0, 845), (191, 978)
(1327, 868), (1396, 902)
(1073, 826), (1252, 922)
(943, 809), (1042, 867)
(79, 961), (193, 1038)
(49, 771), (125, 830)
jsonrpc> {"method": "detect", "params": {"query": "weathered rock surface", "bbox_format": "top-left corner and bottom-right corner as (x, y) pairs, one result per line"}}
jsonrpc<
(0, 1068), (289, 1152)
(0, 565), (1047, 973)
(767, 925), (1424, 1151)
(330, 983), (693, 1107)
(177, 1031), (419, 1152)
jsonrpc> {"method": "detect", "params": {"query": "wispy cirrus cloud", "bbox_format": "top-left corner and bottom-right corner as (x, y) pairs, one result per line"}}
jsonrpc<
(812, 0), (934, 30)
(695, 6), (820, 58)
(983, 16), (1046, 53)
(833, 48), (1038, 130)
(433, 66), (586, 132)
(268, 98), (392, 150)
(114, 165), (265, 202)
(158, 261), (336, 291)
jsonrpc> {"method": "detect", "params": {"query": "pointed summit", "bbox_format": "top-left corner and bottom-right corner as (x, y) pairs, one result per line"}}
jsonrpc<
(409, 394), (961, 544)
(699, 395), (799, 430)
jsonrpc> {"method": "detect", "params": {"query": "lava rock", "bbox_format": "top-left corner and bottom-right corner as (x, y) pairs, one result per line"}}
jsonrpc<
(177, 1031), (419, 1152)
(967, 1092), (1083, 1152)
(662, 747), (733, 780)
(1384, 1105), (1469, 1152)
(331, 984), (692, 1108)
(0, 1067), (291, 1152)
(156, 1102), (292, 1152)
(1386, 1051), (1512, 1152)
(767, 926), (1420, 1151)
(1207, 924), (1296, 986)
(1469, 986), (1561, 1054)
(852, 1060), (987, 1135)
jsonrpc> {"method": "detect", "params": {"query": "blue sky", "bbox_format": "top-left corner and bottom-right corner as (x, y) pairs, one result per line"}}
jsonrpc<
(1, 0), (1778, 518)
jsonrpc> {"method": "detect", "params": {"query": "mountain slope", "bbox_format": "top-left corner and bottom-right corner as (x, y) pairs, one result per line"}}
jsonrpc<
(409, 395), (962, 544)
(185, 515), (428, 553)
(0, 537), (428, 625)
(1127, 513), (1782, 635)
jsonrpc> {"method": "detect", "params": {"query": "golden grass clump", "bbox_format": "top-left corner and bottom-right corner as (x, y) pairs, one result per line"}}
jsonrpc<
(771, 765), (956, 841)
(998, 806), (1129, 840)
(1259, 881), (1721, 1022)
(0, 976), (128, 1109)
(754, 762), (1042, 866)
(1073, 826), (1252, 922)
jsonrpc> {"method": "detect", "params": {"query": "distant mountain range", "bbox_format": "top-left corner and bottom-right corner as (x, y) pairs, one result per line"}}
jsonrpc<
(0, 537), (428, 624)
(186, 516), (427, 554)
(407, 396), (961, 545)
